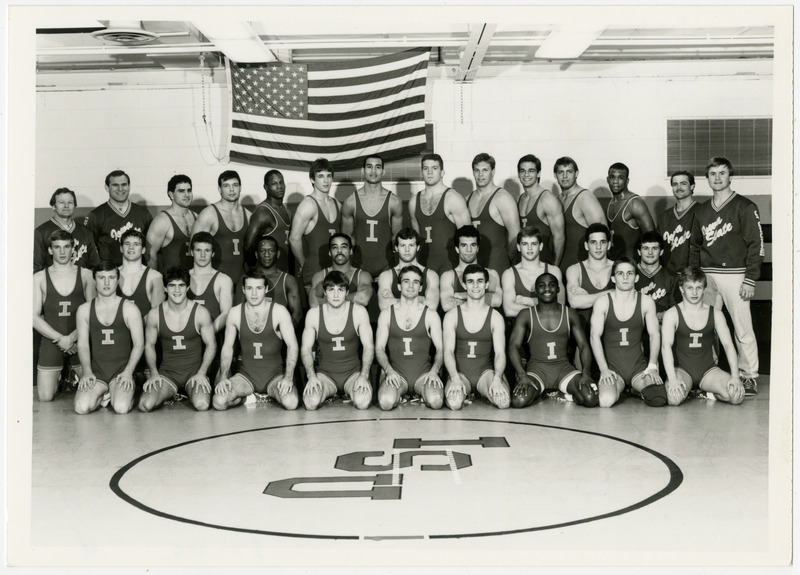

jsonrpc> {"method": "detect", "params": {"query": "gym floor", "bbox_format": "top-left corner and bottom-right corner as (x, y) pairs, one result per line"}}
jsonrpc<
(20, 376), (780, 567)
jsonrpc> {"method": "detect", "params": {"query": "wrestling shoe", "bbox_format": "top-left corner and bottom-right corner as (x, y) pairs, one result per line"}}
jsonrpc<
(742, 378), (758, 397)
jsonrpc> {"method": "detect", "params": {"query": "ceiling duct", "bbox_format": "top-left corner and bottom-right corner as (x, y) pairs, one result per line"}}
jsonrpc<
(91, 21), (159, 45)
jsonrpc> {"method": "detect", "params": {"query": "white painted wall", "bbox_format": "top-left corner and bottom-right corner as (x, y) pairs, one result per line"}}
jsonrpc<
(35, 58), (773, 212)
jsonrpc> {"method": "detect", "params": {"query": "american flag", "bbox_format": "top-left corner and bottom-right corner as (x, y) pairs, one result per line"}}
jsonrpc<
(228, 48), (431, 171)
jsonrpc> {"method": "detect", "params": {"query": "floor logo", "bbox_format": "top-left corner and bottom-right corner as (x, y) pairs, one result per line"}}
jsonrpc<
(264, 436), (509, 500)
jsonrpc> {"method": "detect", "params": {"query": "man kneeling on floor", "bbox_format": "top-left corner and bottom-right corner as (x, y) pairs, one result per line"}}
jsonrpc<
(508, 272), (598, 408)
(74, 262), (144, 414)
(661, 266), (745, 405)
(139, 266), (217, 412)
(213, 269), (299, 410)
(375, 265), (444, 410)
(301, 270), (374, 410)
(442, 264), (510, 410)
(590, 256), (665, 407)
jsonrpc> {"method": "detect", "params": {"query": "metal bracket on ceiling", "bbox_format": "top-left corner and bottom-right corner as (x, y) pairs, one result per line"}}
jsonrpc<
(455, 23), (496, 84)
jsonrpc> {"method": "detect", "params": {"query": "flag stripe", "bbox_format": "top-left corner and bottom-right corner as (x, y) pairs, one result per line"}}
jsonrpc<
(309, 78), (427, 106)
(230, 139), (427, 170)
(306, 47), (430, 73)
(308, 60), (429, 89)
(228, 48), (430, 170)
(232, 124), (427, 152)
(232, 110), (425, 139)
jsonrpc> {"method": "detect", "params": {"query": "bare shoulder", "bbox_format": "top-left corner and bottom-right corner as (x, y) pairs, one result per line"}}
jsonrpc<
(541, 189), (564, 210)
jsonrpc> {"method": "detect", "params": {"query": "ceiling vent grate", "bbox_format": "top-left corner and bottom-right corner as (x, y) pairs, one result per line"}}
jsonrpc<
(91, 21), (159, 45)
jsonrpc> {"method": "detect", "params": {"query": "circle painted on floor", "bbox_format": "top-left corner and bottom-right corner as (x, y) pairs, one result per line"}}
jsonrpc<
(110, 417), (683, 539)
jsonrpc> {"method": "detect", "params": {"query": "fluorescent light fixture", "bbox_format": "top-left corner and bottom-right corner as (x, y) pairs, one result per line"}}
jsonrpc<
(535, 26), (605, 59)
(192, 20), (276, 63)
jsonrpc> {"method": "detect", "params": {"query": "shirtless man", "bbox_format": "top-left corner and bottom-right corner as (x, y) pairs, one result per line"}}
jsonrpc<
(74, 262), (144, 414)
(243, 170), (293, 273)
(605, 162), (656, 261)
(554, 157), (606, 276)
(442, 264), (510, 410)
(565, 223), (614, 329)
(508, 272), (597, 408)
(146, 174), (196, 275)
(590, 257), (664, 407)
(439, 225), (503, 312)
(635, 231), (677, 320)
(33, 230), (96, 401)
(34, 187), (100, 273)
(376, 227), (440, 312)
(661, 266), (744, 405)
(502, 226), (564, 319)
(289, 158), (342, 293)
(243, 235), (303, 326)
(375, 266), (445, 411)
(657, 170), (698, 274)
(117, 229), (164, 318)
(517, 154), (565, 266)
(300, 271), (374, 410)
(468, 152), (521, 274)
(139, 266), (217, 412)
(213, 269), (300, 411)
(309, 233), (373, 308)
(341, 154), (404, 278)
(409, 154), (472, 274)
(191, 170), (250, 284)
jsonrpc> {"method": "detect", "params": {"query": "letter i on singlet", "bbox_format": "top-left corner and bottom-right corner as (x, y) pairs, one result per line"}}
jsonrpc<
(332, 337), (346, 351)
(689, 333), (702, 348)
(366, 220), (378, 242)
(424, 227), (432, 243)
(253, 342), (263, 359)
(546, 341), (556, 360)
(173, 335), (186, 350)
(59, 302), (71, 317)
(101, 329), (115, 345)
(403, 338), (413, 356)
(619, 328), (629, 346)
(232, 239), (240, 255)
(467, 342), (477, 358)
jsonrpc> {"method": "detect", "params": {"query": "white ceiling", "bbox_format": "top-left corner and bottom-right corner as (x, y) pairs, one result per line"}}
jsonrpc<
(35, 21), (775, 74)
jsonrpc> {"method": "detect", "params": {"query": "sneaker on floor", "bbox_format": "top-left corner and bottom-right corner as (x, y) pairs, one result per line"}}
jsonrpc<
(244, 394), (257, 406)
(742, 377), (758, 396)
(689, 388), (716, 401)
(100, 391), (111, 408)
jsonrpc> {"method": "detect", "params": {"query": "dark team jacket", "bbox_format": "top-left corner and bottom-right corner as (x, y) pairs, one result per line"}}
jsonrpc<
(688, 192), (764, 287)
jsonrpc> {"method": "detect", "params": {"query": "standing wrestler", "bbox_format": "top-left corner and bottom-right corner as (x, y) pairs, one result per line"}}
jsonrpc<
(74, 262), (144, 414)
(243, 235), (303, 326)
(341, 155), (404, 278)
(34, 187), (100, 273)
(508, 272), (597, 408)
(376, 227), (440, 312)
(605, 162), (656, 261)
(33, 230), (96, 401)
(661, 267), (744, 405)
(146, 175), (196, 275)
(289, 158), (342, 294)
(409, 154), (472, 274)
(191, 170), (250, 285)
(138, 267), (217, 412)
(502, 226), (564, 319)
(300, 271), (374, 410)
(565, 223), (614, 329)
(309, 233), (373, 308)
(243, 170), (293, 272)
(84, 170), (153, 266)
(657, 170), (698, 274)
(467, 152), (521, 274)
(688, 156), (764, 395)
(375, 266), (444, 411)
(517, 154), (565, 266)
(117, 229), (164, 318)
(213, 269), (299, 411)
(440, 225), (503, 312)
(635, 231), (677, 320)
(554, 157), (606, 276)
(187, 232), (234, 336)
(442, 264), (510, 410)
(590, 257), (664, 407)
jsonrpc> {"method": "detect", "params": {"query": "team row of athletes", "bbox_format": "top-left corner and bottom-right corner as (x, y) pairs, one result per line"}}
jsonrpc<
(34, 219), (744, 415)
(33, 152), (764, 402)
